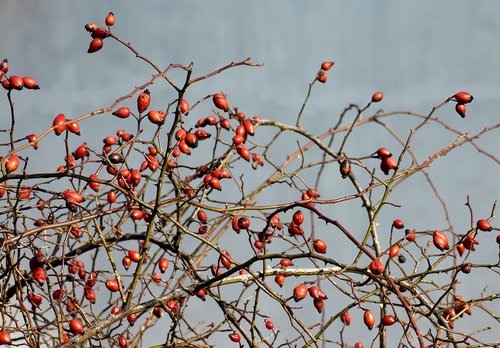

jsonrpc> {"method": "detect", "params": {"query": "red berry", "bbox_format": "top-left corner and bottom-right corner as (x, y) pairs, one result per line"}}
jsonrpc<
(105, 279), (119, 292)
(5, 155), (20, 173)
(220, 118), (231, 130)
(52, 113), (67, 135)
(275, 274), (286, 287)
(376, 147), (392, 158)
(381, 314), (397, 326)
(179, 98), (189, 114)
(453, 91), (473, 104)
(158, 258), (169, 273)
(219, 250), (232, 269)
(476, 219), (492, 232)
(0, 331), (11, 345)
(293, 283), (308, 302)
(147, 110), (166, 125)
(213, 93), (229, 111)
(88, 38), (104, 53)
(52, 288), (63, 300)
(313, 239), (327, 254)
(433, 230), (449, 251)
(185, 133), (198, 148)
(287, 222), (304, 236)
(308, 286), (327, 300)
(461, 262), (472, 274)
(280, 258), (293, 267)
(380, 156), (398, 175)
(194, 129), (211, 140)
(195, 288), (207, 301)
(236, 144), (251, 161)
(117, 335), (127, 348)
(175, 129), (187, 141)
(128, 249), (141, 263)
(0, 59), (8, 73)
(127, 314), (137, 325)
(112, 107), (131, 119)
(392, 219), (405, 229)
(371, 91), (384, 102)
(137, 89), (151, 113)
(389, 244), (400, 258)
(1, 79), (11, 90)
(152, 306), (162, 318)
(321, 61), (334, 71)
(228, 332), (240, 343)
(292, 210), (304, 225)
(73, 143), (89, 160)
(340, 311), (351, 326)
(317, 71), (327, 83)
(405, 228), (416, 242)
(194, 210), (208, 225)
(369, 259), (384, 275)
(90, 26), (108, 39)
(242, 119), (255, 136)
(455, 103), (467, 118)
(237, 217), (250, 230)
(264, 319), (274, 330)
(69, 318), (84, 335)
(28, 293), (42, 307)
(152, 272), (162, 284)
(105, 12), (115, 26)
(9, 75), (24, 90)
(63, 189), (84, 203)
(363, 309), (376, 330)
(22, 76), (40, 90)
(305, 188), (320, 198)
(66, 119), (81, 135)
(84, 286), (96, 303)
(313, 298), (325, 313)
(28, 133), (39, 149)
(32, 267), (47, 284)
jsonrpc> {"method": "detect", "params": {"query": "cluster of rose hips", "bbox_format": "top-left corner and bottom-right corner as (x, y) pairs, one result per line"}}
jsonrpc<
(85, 12), (115, 54)
(1, 16), (493, 346)
(0, 58), (40, 91)
(113, 89), (264, 192)
(372, 147), (398, 175)
(452, 91), (473, 118)
(292, 283), (328, 313)
(316, 61), (334, 83)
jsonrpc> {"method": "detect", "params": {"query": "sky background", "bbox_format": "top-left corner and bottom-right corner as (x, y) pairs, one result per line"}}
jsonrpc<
(1, 1), (499, 346)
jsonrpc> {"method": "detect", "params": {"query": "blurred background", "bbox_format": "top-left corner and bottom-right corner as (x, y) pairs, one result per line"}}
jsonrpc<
(1, 1), (498, 346)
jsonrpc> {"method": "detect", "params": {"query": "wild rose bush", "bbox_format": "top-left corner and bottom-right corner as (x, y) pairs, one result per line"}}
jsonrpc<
(0, 12), (498, 348)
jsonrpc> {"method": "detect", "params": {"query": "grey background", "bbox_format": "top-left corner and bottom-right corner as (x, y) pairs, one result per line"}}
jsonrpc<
(1, 1), (499, 347)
